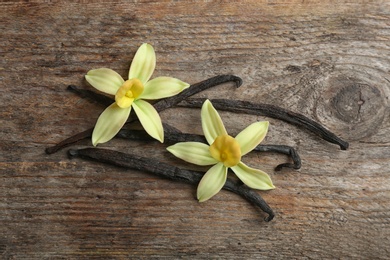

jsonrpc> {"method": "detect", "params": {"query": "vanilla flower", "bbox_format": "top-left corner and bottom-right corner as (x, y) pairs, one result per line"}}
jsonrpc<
(85, 43), (190, 146)
(167, 100), (275, 202)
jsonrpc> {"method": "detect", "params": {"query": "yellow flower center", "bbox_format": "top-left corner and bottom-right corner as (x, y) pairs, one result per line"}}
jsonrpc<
(115, 78), (144, 108)
(209, 134), (241, 167)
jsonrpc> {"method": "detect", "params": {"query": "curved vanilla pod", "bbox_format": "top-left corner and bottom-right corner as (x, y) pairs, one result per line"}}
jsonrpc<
(116, 128), (301, 171)
(68, 148), (276, 222)
(253, 145), (301, 170)
(179, 98), (349, 150)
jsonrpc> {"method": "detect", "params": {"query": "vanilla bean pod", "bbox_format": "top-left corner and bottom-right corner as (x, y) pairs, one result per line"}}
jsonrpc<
(46, 75), (242, 154)
(65, 80), (348, 150)
(179, 98), (349, 150)
(68, 74), (243, 112)
(253, 145), (301, 171)
(116, 128), (301, 170)
(45, 128), (93, 154)
(153, 75), (242, 112)
(68, 148), (275, 221)
(67, 85), (113, 107)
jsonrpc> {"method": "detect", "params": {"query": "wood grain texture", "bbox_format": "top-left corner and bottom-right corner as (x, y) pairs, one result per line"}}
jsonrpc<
(1, 1), (389, 259)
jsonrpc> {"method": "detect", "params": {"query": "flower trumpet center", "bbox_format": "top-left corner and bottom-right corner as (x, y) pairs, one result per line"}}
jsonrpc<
(115, 78), (144, 108)
(209, 134), (241, 167)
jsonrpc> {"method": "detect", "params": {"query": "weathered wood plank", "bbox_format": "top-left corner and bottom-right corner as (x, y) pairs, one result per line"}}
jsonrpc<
(1, 1), (389, 259)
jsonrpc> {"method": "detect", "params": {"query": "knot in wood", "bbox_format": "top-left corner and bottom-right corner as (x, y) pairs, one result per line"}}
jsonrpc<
(315, 75), (387, 141)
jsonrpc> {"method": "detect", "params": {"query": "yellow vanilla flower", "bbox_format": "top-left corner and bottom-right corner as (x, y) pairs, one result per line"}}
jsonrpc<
(85, 43), (190, 146)
(167, 100), (275, 202)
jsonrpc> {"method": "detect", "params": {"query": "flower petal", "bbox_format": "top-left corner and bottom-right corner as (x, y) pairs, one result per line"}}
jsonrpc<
(167, 142), (218, 166)
(92, 103), (131, 146)
(231, 162), (275, 190)
(128, 43), (156, 84)
(201, 100), (227, 145)
(85, 68), (124, 95)
(140, 77), (190, 100)
(197, 162), (227, 202)
(235, 121), (269, 156)
(132, 99), (163, 143)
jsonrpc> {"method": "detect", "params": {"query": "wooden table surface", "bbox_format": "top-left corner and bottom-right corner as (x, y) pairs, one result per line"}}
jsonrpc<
(1, 1), (390, 259)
